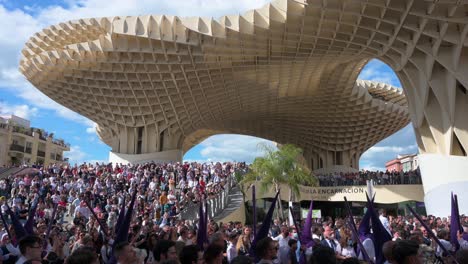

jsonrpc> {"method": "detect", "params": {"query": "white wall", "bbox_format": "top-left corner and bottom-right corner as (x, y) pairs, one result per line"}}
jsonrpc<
(313, 165), (359, 174)
(109, 149), (183, 165)
(419, 154), (468, 216)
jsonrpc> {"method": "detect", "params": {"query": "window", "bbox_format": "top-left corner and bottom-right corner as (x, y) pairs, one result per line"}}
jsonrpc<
(26, 142), (32, 148)
(335, 151), (343, 165)
(50, 153), (56, 160)
(136, 127), (143, 154)
(159, 130), (165, 152)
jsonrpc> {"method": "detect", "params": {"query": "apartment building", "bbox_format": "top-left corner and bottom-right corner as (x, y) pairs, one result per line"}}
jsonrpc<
(385, 154), (419, 173)
(0, 115), (70, 167)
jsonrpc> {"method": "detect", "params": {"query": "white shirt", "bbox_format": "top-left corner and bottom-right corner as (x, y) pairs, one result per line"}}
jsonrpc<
(273, 234), (290, 248)
(75, 205), (91, 219)
(459, 238), (468, 249)
(5, 243), (21, 256)
(15, 255), (28, 264)
(227, 242), (237, 263)
(436, 239), (452, 257)
(324, 239), (341, 254)
(379, 215), (391, 235)
(341, 246), (356, 258)
(358, 238), (375, 262)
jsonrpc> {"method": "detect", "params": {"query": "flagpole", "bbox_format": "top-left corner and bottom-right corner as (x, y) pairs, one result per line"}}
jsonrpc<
(252, 185), (257, 238)
(42, 203), (58, 254)
(343, 197), (374, 264)
(85, 199), (108, 236)
(407, 205), (459, 264)
(250, 190), (280, 260)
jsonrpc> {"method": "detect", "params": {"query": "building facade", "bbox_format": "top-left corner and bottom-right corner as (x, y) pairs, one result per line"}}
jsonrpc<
(385, 159), (402, 173)
(400, 154), (419, 172)
(385, 154), (419, 173)
(0, 115), (70, 167)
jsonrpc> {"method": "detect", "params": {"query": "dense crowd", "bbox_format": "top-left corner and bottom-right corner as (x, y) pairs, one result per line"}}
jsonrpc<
(0, 161), (465, 264)
(317, 169), (422, 187)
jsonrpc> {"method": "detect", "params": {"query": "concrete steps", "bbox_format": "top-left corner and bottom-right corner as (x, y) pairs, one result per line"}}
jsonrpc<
(0, 167), (26, 179)
(214, 184), (245, 223)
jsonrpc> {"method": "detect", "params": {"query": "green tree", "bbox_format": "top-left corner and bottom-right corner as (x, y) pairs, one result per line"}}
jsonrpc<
(242, 143), (317, 220)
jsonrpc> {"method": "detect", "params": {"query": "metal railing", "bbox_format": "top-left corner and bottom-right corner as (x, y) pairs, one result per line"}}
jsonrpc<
(10, 144), (25, 152)
(179, 176), (234, 222)
(12, 126), (33, 137)
(52, 139), (70, 148)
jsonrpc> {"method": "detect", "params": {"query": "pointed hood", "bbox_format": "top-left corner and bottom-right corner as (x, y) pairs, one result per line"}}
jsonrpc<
(6, 204), (27, 240)
(344, 197), (373, 264)
(287, 206), (307, 264)
(300, 200), (314, 248)
(196, 201), (205, 251)
(358, 204), (372, 241)
(24, 200), (38, 235)
(450, 193), (462, 250)
(203, 200), (209, 245)
(366, 194), (391, 264)
(0, 211), (12, 243)
(252, 185), (257, 238)
(114, 194), (126, 234)
(85, 199), (108, 235)
(454, 194), (463, 234)
(407, 205), (459, 264)
(43, 203), (58, 254)
(250, 190), (280, 259)
(114, 189), (137, 243)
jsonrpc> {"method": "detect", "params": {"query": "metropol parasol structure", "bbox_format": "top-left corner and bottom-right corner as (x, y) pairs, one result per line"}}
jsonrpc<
(20, 0), (468, 216)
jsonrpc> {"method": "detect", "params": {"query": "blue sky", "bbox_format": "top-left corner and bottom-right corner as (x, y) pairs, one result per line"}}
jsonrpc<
(0, 0), (417, 170)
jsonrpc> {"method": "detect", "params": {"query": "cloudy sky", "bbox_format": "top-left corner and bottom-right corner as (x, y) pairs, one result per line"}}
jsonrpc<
(0, 0), (417, 170)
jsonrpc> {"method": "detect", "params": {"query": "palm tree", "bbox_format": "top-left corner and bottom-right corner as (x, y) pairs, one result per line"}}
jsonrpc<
(242, 143), (317, 221)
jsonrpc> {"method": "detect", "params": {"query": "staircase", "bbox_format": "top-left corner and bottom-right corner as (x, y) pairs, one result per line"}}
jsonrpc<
(0, 167), (27, 179)
(0, 168), (8, 175)
(213, 184), (245, 223)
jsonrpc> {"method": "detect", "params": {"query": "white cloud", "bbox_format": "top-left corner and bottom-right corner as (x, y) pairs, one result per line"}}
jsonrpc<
(360, 164), (386, 172)
(185, 134), (277, 163)
(0, 101), (38, 119)
(358, 59), (402, 88)
(0, 0), (269, 127)
(86, 159), (108, 165)
(86, 122), (97, 134)
(359, 143), (418, 171)
(361, 144), (418, 159)
(64, 145), (87, 164)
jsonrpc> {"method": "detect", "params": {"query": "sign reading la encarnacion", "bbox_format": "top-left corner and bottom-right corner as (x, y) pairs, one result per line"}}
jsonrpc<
(244, 183), (424, 204)
(299, 186), (365, 194)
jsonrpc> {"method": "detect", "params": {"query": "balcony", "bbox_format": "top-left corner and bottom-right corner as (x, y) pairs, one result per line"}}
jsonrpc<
(37, 150), (45, 157)
(52, 139), (70, 149)
(12, 126), (33, 137)
(25, 147), (32, 154)
(10, 144), (25, 152)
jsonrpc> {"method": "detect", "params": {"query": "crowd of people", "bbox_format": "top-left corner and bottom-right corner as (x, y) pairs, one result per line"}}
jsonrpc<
(0, 161), (465, 264)
(316, 169), (422, 187)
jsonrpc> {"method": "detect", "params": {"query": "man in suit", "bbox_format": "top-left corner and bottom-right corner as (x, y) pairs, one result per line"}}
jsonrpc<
(320, 226), (347, 261)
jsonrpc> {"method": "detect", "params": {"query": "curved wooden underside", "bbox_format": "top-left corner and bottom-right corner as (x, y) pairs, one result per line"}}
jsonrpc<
(20, 0), (468, 168)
